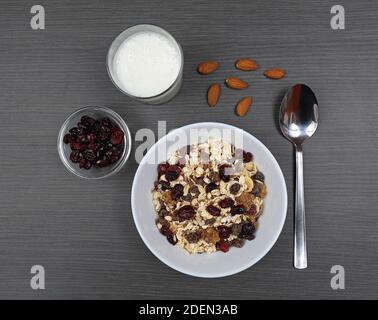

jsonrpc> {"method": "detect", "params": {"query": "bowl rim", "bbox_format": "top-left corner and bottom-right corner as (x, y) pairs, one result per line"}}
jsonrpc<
(131, 122), (287, 278)
(57, 106), (132, 179)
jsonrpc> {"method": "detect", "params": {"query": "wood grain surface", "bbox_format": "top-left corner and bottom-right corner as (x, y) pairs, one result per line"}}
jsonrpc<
(0, 0), (377, 299)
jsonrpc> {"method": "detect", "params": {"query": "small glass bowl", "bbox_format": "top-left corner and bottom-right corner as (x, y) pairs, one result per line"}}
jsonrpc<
(57, 106), (132, 179)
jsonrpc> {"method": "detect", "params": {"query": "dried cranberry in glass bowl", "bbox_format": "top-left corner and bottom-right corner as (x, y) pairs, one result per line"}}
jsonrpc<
(58, 106), (131, 179)
(63, 115), (125, 170)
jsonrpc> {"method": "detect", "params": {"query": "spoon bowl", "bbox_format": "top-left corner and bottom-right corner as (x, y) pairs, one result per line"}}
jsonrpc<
(280, 84), (319, 145)
(279, 84), (319, 269)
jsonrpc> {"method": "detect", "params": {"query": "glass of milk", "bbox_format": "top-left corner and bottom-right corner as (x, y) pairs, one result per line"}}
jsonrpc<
(107, 24), (184, 104)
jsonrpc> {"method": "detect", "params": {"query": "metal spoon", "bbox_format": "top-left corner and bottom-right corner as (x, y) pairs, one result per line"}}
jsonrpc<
(279, 84), (319, 269)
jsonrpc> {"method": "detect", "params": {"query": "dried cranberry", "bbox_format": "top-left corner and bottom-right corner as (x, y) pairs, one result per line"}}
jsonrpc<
(216, 240), (230, 253)
(95, 159), (108, 167)
(101, 117), (113, 128)
(92, 120), (101, 133)
(254, 171), (265, 182)
(80, 115), (96, 128)
(110, 128), (124, 145)
(70, 150), (81, 163)
(158, 163), (169, 177)
(99, 126), (111, 141)
(83, 161), (92, 170)
(83, 149), (96, 162)
(63, 133), (72, 144)
(176, 205), (196, 220)
(239, 223), (256, 240)
(87, 133), (96, 143)
(218, 197), (234, 208)
(70, 141), (83, 151)
(165, 165), (181, 181)
(218, 226), (232, 239)
(219, 164), (232, 182)
(170, 184), (184, 200)
(166, 234), (177, 245)
(231, 205), (245, 216)
(87, 143), (100, 151)
(69, 127), (79, 137)
(78, 133), (89, 144)
(206, 205), (221, 216)
(248, 204), (257, 216)
(79, 159), (87, 169)
(230, 183), (241, 194)
(205, 182), (218, 193)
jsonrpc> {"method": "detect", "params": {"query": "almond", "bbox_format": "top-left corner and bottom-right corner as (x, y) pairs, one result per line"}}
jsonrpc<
(225, 77), (249, 90)
(207, 83), (221, 107)
(235, 96), (252, 117)
(197, 60), (220, 75)
(235, 58), (258, 71)
(263, 68), (285, 80)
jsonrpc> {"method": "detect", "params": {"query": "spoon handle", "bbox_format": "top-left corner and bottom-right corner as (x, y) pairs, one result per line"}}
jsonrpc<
(294, 145), (307, 269)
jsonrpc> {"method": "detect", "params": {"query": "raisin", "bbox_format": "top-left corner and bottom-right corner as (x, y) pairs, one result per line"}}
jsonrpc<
(208, 171), (220, 183)
(218, 226), (232, 239)
(189, 186), (200, 196)
(243, 151), (253, 163)
(158, 207), (169, 218)
(160, 225), (171, 236)
(166, 234), (177, 245)
(230, 183), (241, 194)
(254, 171), (265, 182)
(231, 223), (243, 236)
(218, 197), (234, 208)
(206, 205), (221, 216)
(171, 184), (184, 200)
(239, 222), (256, 240)
(184, 231), (202, 243)
(165, 165), (181, 181)
(205, 182), (218, 193)
(231, 205), (245, 216)
(176, 205), (196, 220)
(230, 238), (245, 248)
(159, 180), (171, 191)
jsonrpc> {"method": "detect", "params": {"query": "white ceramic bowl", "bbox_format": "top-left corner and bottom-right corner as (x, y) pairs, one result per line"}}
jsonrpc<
(131, 122), (287, 278)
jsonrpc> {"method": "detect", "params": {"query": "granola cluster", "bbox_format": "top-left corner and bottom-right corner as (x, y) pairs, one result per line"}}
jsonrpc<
(152, 139), (267, 254)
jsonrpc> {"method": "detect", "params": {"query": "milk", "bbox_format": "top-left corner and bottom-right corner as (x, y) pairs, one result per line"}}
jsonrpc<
(113, 31), (182, 98)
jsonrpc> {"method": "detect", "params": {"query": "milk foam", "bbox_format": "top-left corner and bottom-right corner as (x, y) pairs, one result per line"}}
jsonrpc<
(113, 31), (181, 98)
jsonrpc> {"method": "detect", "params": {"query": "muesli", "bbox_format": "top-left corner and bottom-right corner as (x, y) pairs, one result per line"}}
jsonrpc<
(152, 139), (267, 254)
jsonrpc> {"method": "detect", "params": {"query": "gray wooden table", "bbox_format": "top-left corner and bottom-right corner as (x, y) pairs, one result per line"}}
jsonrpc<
(0, 0), (377, 299)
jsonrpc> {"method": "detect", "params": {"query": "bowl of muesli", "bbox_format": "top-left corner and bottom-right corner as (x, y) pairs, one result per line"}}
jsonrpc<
(131, 122), (287, 277)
